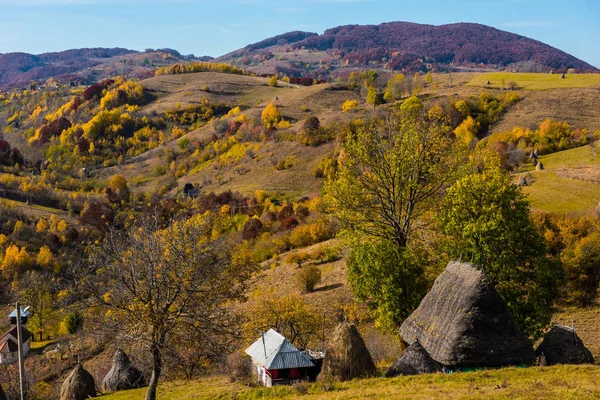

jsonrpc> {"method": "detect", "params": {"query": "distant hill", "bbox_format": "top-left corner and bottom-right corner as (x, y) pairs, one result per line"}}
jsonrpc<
(0, 47), (212, 89)
(219, 22), (598, 76)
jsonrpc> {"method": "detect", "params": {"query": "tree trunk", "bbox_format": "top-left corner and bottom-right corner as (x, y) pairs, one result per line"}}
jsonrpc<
(145, 343), (163, 400)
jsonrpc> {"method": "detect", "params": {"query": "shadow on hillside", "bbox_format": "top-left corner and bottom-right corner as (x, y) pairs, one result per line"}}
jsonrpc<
(314, 283), (343, 293)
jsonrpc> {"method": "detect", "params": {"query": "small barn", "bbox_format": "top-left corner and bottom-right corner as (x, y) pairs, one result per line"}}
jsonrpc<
(0, 307), (33, 364)
(245, 329), (315, 387)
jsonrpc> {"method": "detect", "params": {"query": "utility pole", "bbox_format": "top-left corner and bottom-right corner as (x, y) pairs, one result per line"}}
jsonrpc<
(16, 302), (25, 400)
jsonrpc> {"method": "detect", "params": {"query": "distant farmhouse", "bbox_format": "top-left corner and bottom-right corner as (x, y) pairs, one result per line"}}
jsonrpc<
(0, 306), (32, 364)
(245, 329), (321, 387)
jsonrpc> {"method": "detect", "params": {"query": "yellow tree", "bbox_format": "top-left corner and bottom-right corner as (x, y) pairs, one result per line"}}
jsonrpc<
(261, 103), (281, 128)
(454, 116), (480, 145)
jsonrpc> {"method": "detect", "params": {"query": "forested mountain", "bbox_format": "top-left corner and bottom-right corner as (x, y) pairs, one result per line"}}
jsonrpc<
(0, 48), (211, 88)
(219, 22), (597, 75)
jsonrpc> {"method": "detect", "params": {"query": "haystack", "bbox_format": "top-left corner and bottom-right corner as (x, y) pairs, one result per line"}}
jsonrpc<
(320, 323), (376, 381)
(385, 341), (441, 377)
(535, 325), (594, 365)
(60, 364), (96, 400)
(536, 161), (544, 171)
(102, 349), (145, 392)
(400, 261), (535, 368)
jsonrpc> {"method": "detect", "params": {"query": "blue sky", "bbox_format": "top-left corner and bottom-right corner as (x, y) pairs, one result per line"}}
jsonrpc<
(1, 0), (599, 67)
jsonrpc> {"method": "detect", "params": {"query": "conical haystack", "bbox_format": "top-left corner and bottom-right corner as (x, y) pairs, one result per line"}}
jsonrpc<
(535, 325), (594, 365)
(386, 341), (441, 377)
(102, 349), (145, 392)
(320, 322), (376, 381)
(60, 364), (96, 400)
(400, 261), (535, 368)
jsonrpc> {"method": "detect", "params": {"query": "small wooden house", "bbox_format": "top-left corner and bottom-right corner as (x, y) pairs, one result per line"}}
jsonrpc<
(245, 329), (315, 387)
(0, 307), (32, 364)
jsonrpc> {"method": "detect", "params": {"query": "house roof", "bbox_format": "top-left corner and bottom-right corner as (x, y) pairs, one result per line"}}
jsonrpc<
(9, 306), (30, 319)
(0, 339), (18, 353)
(245, 329), (315, 370)
(0, 325), (32, 352)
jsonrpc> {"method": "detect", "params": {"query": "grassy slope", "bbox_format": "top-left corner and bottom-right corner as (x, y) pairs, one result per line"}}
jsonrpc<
(520, 145), (600, 213)
(97, 365), (600, 400)
(467, 73), (600, 90)
(98, 72), (363, 198)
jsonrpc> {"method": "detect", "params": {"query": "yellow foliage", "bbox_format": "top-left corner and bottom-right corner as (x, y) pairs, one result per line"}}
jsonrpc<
(276, 119), (292, 129)
(261, 103), (281, 128)
(2, 245), (32, 272)
(13, 220), (25, 233)
(454, 116), (480, 144)
(57, 220), (68, 233)
(37, 246), (53, 267)
(342, 99), (358, 112)
(36, 218), (49, 233)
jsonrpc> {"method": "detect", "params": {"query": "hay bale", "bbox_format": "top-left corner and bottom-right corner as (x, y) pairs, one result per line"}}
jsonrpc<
(102, 349), (145, 392)
(400, 261), (534, 368)
(60, 364), (96, 400)
(536, 161), (544, 171)
(385, 341), (441, 377)
(535, 325), (594, 365)
(320, 323), (376, 381)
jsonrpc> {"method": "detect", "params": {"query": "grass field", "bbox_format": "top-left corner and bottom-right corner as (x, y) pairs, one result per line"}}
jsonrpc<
(520, 145), (600, 213)
(467, 72), (600, 90)
(97, 365), (600, 400)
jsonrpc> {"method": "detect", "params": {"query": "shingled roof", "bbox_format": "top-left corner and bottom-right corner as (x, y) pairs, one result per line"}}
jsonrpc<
(245, 329), (314, 370)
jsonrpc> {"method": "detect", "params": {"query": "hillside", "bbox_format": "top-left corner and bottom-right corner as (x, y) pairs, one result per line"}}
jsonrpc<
(219, 22), (598, 77)
(0, 48), (211, 89)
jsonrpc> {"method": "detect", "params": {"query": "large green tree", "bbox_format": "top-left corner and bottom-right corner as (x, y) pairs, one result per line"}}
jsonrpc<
(439, 167), (563, 339)
(326, 104), (465, 248)
(347, 239), (427, 330)
(325, 104), (466, 328)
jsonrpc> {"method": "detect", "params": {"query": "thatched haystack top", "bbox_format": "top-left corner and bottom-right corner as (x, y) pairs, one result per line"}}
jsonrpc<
(400, 261), (534, 368)
(60, 364), (96, 400)
(102, 349), (145, 392)
(385, 341), (441, 377)
(535, 325), (594, 365)
(320, 322), (376, 382)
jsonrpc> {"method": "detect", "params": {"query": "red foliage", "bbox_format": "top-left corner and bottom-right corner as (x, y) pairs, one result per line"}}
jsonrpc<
(281, 216), (299, 231)
(36, 117), (72, 144)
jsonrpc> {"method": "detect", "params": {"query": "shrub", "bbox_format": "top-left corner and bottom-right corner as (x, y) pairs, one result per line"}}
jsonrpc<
(342, 100), (358, 113)
(292, 380), (310, 394)
(242, 217), (264, 241)
(295, 265), (322, 293)
(277, 203), (294, 221)
(281, 216), (299, 230)
(295, 205), (310, 221)
(65, 311), (84, 334)
(226, 352), (252, 383)
(275, 156), (295, 170)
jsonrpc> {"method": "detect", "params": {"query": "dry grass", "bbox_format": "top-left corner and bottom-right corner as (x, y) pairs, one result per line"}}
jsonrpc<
(491, 88), (600, 133)
(97, 364), (600, 399)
